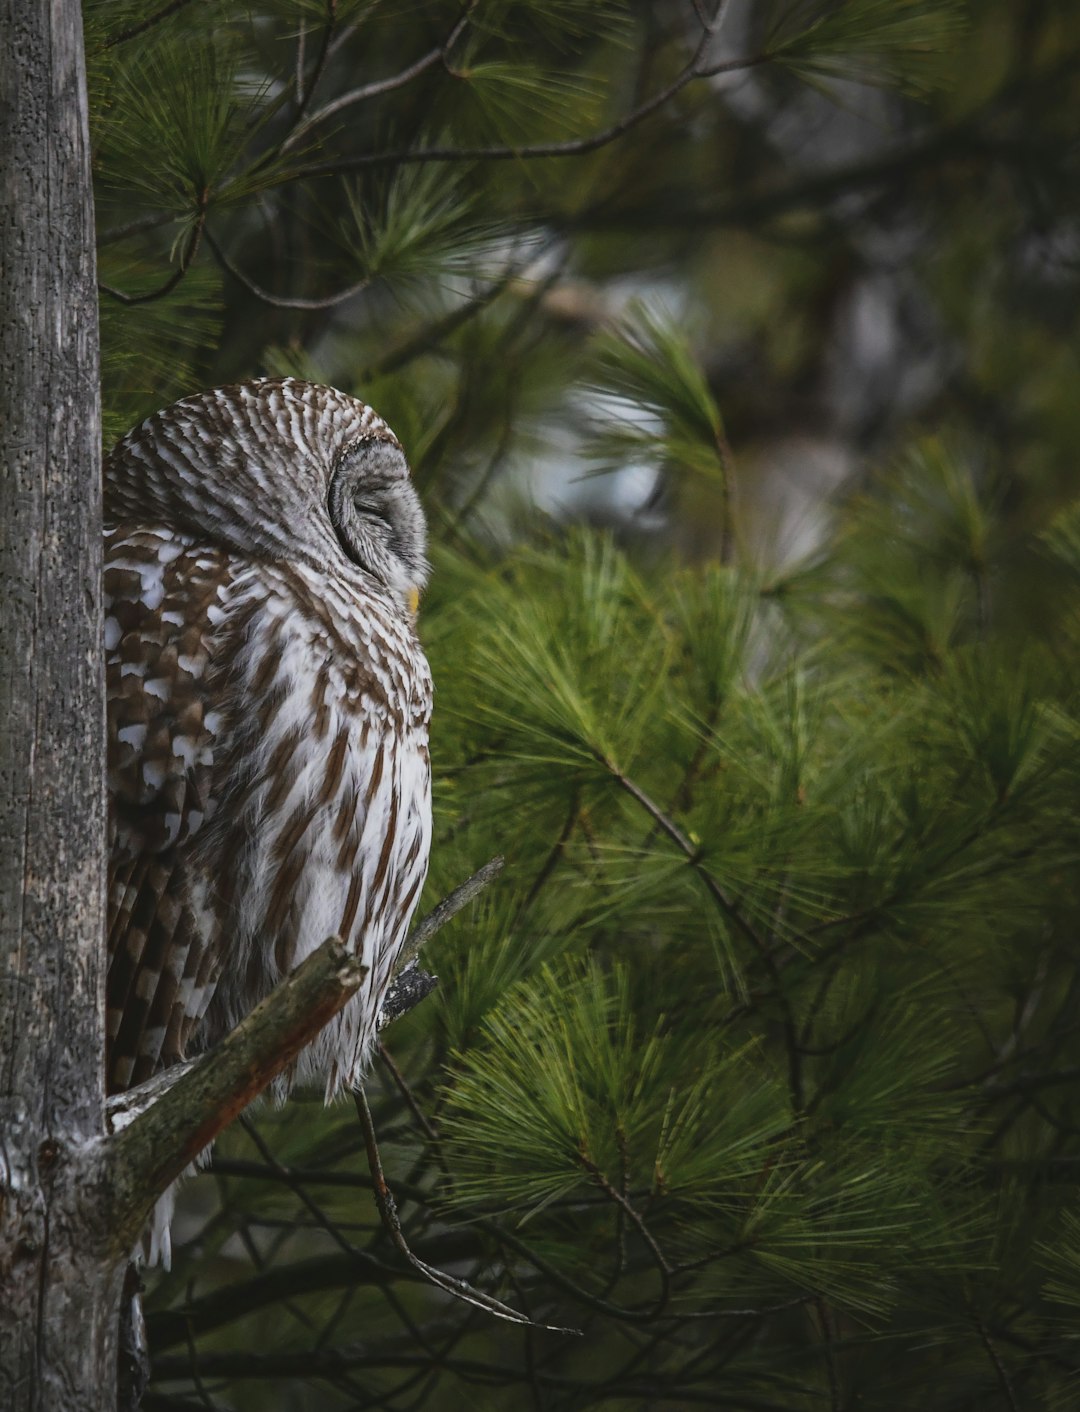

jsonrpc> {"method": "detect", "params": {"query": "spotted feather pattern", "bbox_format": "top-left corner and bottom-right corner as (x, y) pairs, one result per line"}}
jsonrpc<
(104, 379), (433, 1106)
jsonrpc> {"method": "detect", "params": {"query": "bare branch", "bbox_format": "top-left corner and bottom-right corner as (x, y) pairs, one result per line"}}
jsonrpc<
(396, 855), (504, 972)
(282, 5), (475, 154)
(98, 211), (185, 247)
(146, 1241), (481, 1349)
(379, 855), (504, 1028)
(204, 227), (371, 310)
(354, 1084), (579, 1334)
(99, 198), (207, 305)
(107, 936), (367, 1241)
(290, 0), (337, 129)
(277, 44), (762, 182)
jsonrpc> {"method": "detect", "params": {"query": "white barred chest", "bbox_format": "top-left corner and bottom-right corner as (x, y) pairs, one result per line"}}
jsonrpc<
(197, 558), (434, 1094)
(105, 527), (433, 1096)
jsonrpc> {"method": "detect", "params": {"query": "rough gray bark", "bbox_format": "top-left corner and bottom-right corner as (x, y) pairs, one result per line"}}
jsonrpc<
(0, 0), (112, 1407)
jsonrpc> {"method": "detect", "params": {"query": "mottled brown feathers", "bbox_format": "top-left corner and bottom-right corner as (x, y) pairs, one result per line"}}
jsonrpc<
(104, 379), (432, 1112)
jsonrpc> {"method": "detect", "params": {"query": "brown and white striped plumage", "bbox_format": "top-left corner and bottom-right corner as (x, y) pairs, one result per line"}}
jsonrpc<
(104, 378), (432, 1108)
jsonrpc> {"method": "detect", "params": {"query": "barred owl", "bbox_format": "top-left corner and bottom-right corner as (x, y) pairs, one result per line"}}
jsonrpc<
(104, 377), (432, 1107)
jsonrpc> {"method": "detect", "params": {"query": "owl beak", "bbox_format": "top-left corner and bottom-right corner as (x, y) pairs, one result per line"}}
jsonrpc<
(406, 585), (420, 617)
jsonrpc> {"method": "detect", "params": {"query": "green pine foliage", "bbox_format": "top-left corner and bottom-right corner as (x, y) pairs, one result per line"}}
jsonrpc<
(764, 0), (969, 95)
(87, 0), (1080, 1407)
(146, 480), (1080, 1408)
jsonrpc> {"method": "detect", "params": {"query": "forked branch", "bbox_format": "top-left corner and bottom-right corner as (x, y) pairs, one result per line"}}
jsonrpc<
(107, 937), (367, 1242)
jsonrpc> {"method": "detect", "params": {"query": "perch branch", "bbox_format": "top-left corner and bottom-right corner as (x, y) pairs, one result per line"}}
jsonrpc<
(107, 936), (367, 1239)
(105, 1057), (198, 1130)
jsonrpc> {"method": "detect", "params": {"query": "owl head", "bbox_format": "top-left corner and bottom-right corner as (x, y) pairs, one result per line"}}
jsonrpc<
(328, 433), (428, 603)
(105, 377), (428, 607)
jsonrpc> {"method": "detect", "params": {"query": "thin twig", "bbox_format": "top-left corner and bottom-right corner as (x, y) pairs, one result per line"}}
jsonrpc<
(99, 199), (208, 305)
(183, 1318), (217, 1412)
(576, 1149), (672, 1316)
(279, 36), (761, 182)
(204, 227), (371, 310)
(393, 855), (504, 974)
(239, 1113), (441, 1359)
(975, 1315), (1020, 1412)
(379, 854), (505, 1027)
(291, 0), (338, 129)
(609, 766), (762, 951)
(815, 1298), (840, 1412)
(146, 1241), (482, 1350)
(354, 1084), (580, 1334)
(521, 795), (578, 912)
(295, 18), (307, 105)
(361, 259), (533, 380)
(98, 211), (184, 247)
(378, 1043), (440, 1145)
(283, 5), (475, 153)
(611, 764), (806, 1106)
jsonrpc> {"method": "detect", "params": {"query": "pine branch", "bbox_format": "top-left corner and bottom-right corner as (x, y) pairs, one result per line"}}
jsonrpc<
(99, 198), (207, 305)
(276, 35), (760, 182)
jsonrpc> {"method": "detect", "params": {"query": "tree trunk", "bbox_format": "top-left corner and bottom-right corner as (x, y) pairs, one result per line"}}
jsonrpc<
(0, 0), (113, 1405)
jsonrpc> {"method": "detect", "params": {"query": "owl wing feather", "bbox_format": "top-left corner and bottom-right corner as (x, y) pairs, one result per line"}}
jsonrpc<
(105, 527), (234, 1091)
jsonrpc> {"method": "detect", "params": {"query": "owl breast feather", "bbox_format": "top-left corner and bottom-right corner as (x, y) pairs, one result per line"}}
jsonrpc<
(105, 529), (432, 1098)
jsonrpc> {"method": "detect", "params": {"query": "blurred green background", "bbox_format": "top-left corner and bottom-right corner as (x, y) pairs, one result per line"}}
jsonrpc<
(90, 2), (1080, 1407)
